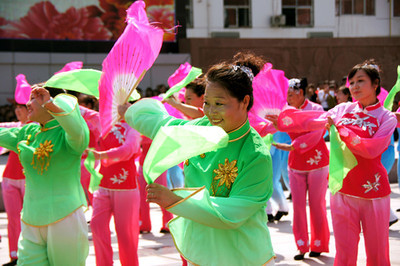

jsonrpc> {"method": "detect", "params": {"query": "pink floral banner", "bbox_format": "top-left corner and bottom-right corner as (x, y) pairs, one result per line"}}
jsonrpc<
(0, 0), (175, 42)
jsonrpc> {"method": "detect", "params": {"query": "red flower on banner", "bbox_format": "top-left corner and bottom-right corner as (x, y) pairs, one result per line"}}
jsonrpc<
(98, 0), (133, 39)
(98, 0), (175, 41)
(147, 5), (175, 41)
(3, 1), (112, 40)
(0, 17), (8, 38)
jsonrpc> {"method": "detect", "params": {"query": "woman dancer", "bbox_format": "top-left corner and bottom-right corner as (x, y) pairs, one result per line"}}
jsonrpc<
(118, 52), (276, 266)
(1, 103), (29, 266)
(0, 85), (89, 265)
(272, 59), (396, 265)
(90, 121), (141, 266)
(271, 78), (330, 260)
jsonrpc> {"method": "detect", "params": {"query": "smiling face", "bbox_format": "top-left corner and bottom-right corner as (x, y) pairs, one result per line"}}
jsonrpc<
(185, 88), (204, 108)
(349, 69), (378, 107)
(26, 92), (52, 124)
(203, 82), (249, 133)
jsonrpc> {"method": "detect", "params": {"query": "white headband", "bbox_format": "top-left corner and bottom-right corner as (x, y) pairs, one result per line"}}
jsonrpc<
(363, 64), (379, 71)
(233, 65), (254, 82)
(288, 78), (301, 89)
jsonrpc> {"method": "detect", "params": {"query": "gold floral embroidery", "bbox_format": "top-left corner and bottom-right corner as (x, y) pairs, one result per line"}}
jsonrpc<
(200, 153), (205, 158)
(210, 158), (238, 196)
(185, 159), (189, 166)
(31, 140), (54, 174)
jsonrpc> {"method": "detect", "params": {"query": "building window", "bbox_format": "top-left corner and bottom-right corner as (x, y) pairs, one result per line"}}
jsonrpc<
(394, 0), (400, 17)
(282, 0), (313, 27)
(335, 0), (375, 15)
(224, 0), (251, 28)
(185, 0), (193, 28)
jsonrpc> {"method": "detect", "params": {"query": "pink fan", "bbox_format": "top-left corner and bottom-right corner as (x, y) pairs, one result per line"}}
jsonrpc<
(54, 61), (83, 75)
(167, 62), (192, 102)
(250, 63), (289, 118)
(99, 0), (164, 137)
(377, 87), (389, 104)
(15, 74), (31, 105)
(152, 95), (185, 119)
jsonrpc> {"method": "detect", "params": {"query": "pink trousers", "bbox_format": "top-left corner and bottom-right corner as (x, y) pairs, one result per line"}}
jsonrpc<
(288, 167), (330, 254)
(138, 166), (173, 232)
(1, 178), (25, 259)
(91, 188), (140, 266)
(330, 193), (390, 266)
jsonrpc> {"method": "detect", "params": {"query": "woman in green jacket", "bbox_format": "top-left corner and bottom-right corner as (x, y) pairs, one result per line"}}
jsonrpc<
(0, 85), (89, 265)
(119, 52), (275, 266)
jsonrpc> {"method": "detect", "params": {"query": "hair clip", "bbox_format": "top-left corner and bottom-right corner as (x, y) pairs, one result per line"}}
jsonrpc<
(363, 64), (379, 71)
(288, 78), (301, 89)
(233, 65), (254, 82)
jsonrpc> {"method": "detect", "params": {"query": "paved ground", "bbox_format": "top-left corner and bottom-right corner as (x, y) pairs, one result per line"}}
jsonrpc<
(0, 154), (400, 265)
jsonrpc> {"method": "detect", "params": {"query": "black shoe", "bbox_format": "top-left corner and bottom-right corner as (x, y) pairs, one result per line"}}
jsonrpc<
(287, 193), (292, 200)
(274, 211), (289, 221)
(294, 253), (305, 260)
(309, 251), (321, 257)
(160, 228), (170, 233)
(2, 259), (17, 266)
(267, 214), (275, 223)
(389, 218), (398, 227)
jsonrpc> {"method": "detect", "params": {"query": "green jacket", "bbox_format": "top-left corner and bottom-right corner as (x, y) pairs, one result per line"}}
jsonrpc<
(0, 94), (88, 226)
(125, 99), (275, 266)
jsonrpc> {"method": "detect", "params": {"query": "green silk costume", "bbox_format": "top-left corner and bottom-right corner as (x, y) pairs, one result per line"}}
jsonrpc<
(0, 94), (88, 226)
(125, 99), (275, 266)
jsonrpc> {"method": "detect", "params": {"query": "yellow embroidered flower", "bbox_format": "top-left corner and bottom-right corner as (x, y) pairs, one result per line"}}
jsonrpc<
(213, 158), (238, 189)
(35, 140), (54, 159)
(31, 140), (54, 174)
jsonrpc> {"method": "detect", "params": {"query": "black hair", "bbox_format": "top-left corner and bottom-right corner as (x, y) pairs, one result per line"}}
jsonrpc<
(348, 59), (381, 96)
(186, 77), (206, 97)
(206, 51), (266, 111)
(289, 77), (308, 95)
(40, 82), (67, 98)
(338, 85), (352, 102)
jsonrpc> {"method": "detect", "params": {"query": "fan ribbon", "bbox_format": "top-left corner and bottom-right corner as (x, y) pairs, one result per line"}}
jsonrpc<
(163, 66), (202, 100)
(84, 150), (103, 193)
(54, 61), (83, 75)
(143, 125), (229, 184)
(383, 65), (400, 111)
(99, 0), (164, 137)
(328, 125), (358, 195)
(15, 74), (31, 105)
(45, 69), (102, 97)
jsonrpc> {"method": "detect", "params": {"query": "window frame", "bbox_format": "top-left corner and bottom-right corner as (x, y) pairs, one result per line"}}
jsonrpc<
(282, 0), (314, 27)
(335, 0), (376, 16)
(223, 0), (252, 28)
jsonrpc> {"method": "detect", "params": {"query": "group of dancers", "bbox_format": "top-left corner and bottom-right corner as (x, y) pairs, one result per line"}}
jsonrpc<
(0, 51), (398, 266)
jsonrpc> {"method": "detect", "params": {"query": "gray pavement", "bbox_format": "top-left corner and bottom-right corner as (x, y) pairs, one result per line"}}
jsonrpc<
(0, 153), (400, 265)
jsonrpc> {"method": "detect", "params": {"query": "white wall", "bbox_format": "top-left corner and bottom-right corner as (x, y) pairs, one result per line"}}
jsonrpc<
(187, 0), (399, 38)
(0, 52), (191, 106)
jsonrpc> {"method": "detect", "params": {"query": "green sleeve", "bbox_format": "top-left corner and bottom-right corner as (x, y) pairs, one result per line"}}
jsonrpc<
(0, 127), (21, 152)
(124, 98), (191, 139)
(48, 94), (89, 153)
(168, 154), (273, 229)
